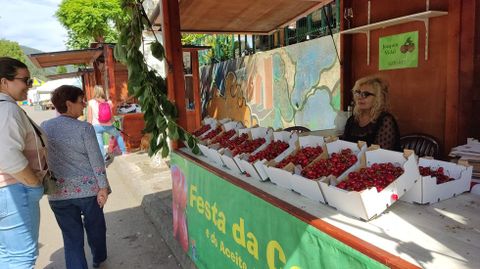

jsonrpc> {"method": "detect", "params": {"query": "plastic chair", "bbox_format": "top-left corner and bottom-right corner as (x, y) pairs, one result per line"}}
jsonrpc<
(400, 133), (440, 158)
(283, 126), (311, 133)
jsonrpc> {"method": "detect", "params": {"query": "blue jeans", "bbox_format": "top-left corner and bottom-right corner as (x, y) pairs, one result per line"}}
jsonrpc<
(49, 197), (107, 269)
(0, 183), (44, 269)
(93, 125), (127, 157)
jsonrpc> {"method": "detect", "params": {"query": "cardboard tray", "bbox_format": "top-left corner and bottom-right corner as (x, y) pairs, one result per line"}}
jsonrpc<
(401, 158), (472, 204)
(319, 148), (420, 221)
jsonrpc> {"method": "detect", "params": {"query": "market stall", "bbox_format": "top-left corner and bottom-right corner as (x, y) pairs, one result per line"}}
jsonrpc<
(29, 46), (147, 152)
(145, 0), (480, 268)
(170, 120), (479, 269)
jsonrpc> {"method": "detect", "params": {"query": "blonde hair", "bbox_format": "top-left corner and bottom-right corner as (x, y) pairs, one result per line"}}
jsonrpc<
(352, 75), (390, 122)
(93, 85), (106, 99)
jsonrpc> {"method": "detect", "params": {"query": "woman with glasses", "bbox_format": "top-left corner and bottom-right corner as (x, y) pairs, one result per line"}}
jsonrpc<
(0, 57), (45, 268)
(41, 85), (110, 269)
(342, 75), (400, 150)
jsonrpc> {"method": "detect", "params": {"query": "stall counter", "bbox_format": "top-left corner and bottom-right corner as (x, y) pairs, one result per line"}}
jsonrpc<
(172, 148), (480, 269)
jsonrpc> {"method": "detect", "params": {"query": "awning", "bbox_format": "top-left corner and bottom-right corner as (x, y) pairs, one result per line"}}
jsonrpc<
(29, 48), (103, 68)
(151, 0), (331, 34)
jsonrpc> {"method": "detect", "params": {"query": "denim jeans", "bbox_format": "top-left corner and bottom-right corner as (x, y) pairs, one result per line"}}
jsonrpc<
(93, 125), (127, 158)
(49, 196), (107, 269)
(0, 183), (44, 269)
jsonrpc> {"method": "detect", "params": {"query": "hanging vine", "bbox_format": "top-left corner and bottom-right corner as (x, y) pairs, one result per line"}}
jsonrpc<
(115, 0), (199, 157)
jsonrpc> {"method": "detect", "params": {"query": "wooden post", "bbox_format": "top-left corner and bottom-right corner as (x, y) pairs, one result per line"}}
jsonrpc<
(445, 0), (461, 156)
(191, 50), (201, 130)
(105, 45), (117, 107)
(161, 0), (187, 149)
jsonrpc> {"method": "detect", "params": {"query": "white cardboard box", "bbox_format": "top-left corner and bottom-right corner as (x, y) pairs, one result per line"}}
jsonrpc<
(246, 131), (298, 181)
(288, 140), (367, 204)
(239, 131), (298, 181)
(401, 158), (472, 204)
(266, 135), (325, 190)
(319, 148), (420, 221)
(219, 128), (253, 174)
(205, 121), (244, 166)
(233, 127), (273, 174)
(198, 143), (211, 158)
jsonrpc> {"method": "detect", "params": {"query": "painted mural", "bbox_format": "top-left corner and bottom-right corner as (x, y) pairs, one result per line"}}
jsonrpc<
(200, 34), (341, 131)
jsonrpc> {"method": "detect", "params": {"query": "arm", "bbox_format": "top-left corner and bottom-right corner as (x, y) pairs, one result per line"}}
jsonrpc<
(87, 103), (93, 123)
(374, 114), (400, 150)
(0, 107), (40, 186)
(83, 124), (110, 206)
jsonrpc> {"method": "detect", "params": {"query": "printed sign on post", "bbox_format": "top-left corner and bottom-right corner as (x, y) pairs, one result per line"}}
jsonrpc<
(379, 31), (418, 70)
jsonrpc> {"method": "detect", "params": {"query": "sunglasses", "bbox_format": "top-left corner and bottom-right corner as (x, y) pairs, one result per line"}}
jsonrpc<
(353, 90), (375, 98)
(14, 77), (34, 87)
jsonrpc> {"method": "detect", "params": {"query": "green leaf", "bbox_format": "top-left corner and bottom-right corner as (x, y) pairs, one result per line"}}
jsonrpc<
(148, 135), (157, 156)
(132, 86), (144, 97)
(150, 41), (165, 61)
(186, 135), (195, 148)
(167, 121), (179, 140)
(178, 128), (186, 141)
(156, 116), (167, 131)
(114, 44), (127, 63)
(144, 116), (156, 133)
(161, 141), (170, 158)
(192, 144), (200, 155)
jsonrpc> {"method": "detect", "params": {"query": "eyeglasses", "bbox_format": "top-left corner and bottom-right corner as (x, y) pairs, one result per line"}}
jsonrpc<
(353, 90), (375, 98)
(14, 77), (34, 87)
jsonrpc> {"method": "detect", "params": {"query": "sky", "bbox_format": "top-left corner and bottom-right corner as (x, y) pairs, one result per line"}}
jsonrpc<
(0, 0), (68, 52)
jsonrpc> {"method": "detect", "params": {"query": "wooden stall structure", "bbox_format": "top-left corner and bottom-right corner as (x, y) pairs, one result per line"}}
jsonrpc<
(29, 45), (144, 152)
(149, 0), (480, 268)
(182, 45), (210, 133)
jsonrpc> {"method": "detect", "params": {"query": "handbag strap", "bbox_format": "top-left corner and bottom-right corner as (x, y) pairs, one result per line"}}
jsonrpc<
(26, 116), (45, 148)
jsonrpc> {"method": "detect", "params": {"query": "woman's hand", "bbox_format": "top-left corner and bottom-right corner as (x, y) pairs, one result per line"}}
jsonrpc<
(97, 187), (109, 208)
(12, 166), (42, 187)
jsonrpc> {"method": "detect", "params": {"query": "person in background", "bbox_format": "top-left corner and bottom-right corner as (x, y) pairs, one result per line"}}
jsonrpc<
(0, 57), (45, 268)
(87, 85), (126, 162)
(342, 75), (401, 150)
(41, 85), (110, 269)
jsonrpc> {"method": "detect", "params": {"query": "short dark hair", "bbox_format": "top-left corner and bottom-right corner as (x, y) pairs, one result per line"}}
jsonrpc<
(51, 85), (84, 113)
(0, 57), (28, 80)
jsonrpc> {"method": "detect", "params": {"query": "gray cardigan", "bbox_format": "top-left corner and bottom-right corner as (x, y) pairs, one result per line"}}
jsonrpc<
(41, 115), (109, 200)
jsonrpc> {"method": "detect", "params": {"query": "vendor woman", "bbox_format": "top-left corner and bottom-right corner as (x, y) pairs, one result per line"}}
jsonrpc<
(342, 75), (400, 151)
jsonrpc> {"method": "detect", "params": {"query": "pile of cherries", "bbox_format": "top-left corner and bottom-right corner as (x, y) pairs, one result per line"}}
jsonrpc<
(193, 124), (211, 137)
(202, 127), (222, 140)
(276, 146), (323, 169)
(247, 141), (289, 163)
(336, 163), (404, 192)
(232, 138), (266, 156)
(221, 133), (249, 150)
(419, 166), (454, 184)
(301, 149), (357, 180)
(210, 129), (236, 145)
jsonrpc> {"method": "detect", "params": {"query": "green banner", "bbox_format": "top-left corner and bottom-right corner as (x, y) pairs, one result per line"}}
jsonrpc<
(171, 152), (389, 269)
(379, 31), (418, 70)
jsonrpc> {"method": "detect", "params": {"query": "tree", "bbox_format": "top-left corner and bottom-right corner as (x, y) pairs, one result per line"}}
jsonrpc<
(0, 39), (27, 62)
(181, 34), (235, 65)
(56, 0), (126, 49)
(56, 66), (68, 74)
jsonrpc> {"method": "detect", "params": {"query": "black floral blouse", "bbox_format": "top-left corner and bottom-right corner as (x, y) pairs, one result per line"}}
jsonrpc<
(343, 112), (400, 151)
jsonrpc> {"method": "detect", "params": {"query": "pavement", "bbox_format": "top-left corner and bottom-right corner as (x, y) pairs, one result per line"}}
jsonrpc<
(23, 106), (192, 269)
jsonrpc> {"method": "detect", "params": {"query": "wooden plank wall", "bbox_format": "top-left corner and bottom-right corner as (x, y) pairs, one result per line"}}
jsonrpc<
(341, 0), (478, 158)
